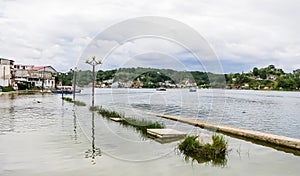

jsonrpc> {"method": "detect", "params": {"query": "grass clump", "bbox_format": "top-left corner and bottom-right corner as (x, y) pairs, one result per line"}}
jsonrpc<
(89, 106), (100, 111)
(178, 134), (227, 166)
(97, 107), (124, 118)
(62, 97), (86, 106)
(73, 101), (86, 106)
(62, 97), (73, 102)
(121, 117), (165, 134)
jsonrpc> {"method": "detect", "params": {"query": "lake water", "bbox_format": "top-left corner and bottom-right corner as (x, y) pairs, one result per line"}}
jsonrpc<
(0, 89), (299, 176)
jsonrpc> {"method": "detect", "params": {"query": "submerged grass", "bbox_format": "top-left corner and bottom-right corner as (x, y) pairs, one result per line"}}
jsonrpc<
(120, 117), (165, 134)
(73, 101), (86, 106)
(97, 106), (124, 118)
(62, 97), (86, 106)
(62, 97), (73, 102)
(92, 106), (165, 135)
(178, 135), (228, 166)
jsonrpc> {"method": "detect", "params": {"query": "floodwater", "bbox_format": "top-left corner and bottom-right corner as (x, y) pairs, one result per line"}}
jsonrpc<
(0, 89), (299, 176)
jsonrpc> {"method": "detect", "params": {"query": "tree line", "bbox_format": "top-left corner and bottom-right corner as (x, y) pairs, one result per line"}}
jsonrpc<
(59, 65), (300, 91)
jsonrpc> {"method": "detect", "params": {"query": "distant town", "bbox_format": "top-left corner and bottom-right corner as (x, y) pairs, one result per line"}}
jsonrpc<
(1, 57), (300, 92)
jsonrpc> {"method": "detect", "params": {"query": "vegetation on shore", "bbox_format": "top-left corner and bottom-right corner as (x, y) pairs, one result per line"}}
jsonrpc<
(178, 135), (228, 166)
(59, 65), (300, 91)
(225, 65), (300, 91)
(1, 86), (14, 92)
(91, 106), (165, 135)
(62, 97), (86, 106)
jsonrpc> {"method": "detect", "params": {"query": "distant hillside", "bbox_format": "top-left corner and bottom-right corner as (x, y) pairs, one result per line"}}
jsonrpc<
(95, 67), (225, 88)
(225, 65), (300, 91)
(60, 65), (300, 91)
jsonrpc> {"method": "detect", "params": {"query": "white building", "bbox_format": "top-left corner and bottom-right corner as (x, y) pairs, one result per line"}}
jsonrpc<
(0, 58), (14, 87)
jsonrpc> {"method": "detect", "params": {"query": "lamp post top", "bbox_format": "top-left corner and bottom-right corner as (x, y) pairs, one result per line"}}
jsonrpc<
(85, 56), (102, 66)
(71, 67), (78, 71)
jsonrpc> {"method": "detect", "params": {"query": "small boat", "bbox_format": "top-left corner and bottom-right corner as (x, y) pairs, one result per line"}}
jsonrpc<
(156, 87), (166, 91)
(51, 86), (81, 94)
(189, 87), (197, 92)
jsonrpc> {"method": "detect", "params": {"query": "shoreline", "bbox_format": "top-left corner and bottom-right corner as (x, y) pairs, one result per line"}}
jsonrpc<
(0, 90), (53, 95)
(98, 87), (300, 92)
(1, 87), (300, 93)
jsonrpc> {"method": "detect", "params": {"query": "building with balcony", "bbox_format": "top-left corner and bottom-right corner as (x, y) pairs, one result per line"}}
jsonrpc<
(14, 64), (57, 90)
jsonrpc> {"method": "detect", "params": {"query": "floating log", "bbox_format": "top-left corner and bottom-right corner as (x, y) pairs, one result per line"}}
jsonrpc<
(156, 114), (300, 151)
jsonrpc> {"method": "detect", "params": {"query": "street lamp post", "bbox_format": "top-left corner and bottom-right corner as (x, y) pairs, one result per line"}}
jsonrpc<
(61, 73), (64, 98)
(72, 67), (78, 101)
(86, 56), (102, 107)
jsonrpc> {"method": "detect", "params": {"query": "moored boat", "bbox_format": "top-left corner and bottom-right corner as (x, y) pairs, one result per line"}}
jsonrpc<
(189, 87), (197, 92)
(51, 86), (81, 94)
(156, 87), (166, 91)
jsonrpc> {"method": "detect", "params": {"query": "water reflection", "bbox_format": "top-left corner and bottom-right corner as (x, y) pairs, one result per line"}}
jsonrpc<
(9, 93), (15, 100)
(85, 111), (101, 164)
(72, 105), (78, 143)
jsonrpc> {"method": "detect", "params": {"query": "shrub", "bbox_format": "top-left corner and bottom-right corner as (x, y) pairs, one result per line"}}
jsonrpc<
(2, 86), (14, 92)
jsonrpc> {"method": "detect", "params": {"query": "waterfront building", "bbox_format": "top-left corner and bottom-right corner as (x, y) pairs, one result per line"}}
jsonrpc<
(0, 58), (15, 87)
(14, 64), (57, 90)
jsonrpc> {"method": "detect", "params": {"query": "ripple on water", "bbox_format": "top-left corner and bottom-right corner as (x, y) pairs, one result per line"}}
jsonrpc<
(0, 94), (63, 133)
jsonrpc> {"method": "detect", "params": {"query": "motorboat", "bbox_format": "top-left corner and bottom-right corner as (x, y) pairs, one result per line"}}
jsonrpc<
(156, 87), (166, 91)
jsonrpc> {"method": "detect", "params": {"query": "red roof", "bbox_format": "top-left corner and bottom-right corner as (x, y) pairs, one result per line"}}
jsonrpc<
(27, 66), (48, 71)
(14, 64), (34, 67)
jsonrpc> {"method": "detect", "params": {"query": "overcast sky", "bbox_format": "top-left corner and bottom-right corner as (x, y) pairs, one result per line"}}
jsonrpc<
(0, 0), (299, 73)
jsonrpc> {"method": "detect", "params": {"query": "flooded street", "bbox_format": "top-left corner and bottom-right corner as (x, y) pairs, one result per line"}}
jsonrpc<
(0, 89), (300, 176)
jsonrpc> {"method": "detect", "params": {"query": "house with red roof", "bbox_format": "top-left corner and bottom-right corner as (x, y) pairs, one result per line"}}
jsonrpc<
(14, 65), (57, 90)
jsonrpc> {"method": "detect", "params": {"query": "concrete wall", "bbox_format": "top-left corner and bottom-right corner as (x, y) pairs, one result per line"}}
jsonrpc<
(156, 114), (300, 151)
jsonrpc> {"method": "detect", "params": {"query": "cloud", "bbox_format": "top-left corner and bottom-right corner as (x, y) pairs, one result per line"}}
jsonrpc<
(0, 0), (299, 73)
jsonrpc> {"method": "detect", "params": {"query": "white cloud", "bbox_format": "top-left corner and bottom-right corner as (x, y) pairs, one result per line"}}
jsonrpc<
(0, 0), (299, 73)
